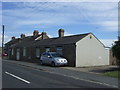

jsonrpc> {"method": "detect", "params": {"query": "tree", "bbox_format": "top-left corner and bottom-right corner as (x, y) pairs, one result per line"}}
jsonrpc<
(112, 37), (120, 65)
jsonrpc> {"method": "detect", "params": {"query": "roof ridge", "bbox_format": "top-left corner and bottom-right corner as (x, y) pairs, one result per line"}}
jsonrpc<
(50, 32), (90, 39)
(35, 32), (90, 41)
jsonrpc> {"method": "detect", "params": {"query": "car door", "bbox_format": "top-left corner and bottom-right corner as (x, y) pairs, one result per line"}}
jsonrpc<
(41, 53), (47, 64)
(44, 53), (49, 64)
(46, 53), (52, 64)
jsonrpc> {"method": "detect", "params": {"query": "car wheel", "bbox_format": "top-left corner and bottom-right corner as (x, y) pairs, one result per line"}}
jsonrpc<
(51, 62), (55, 67)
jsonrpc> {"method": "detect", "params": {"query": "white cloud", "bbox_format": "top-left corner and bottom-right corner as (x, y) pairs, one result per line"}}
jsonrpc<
(22, 32), (53, 38)
(101, 21), (118, 27)
(47, 34), (53, 38)
(2, 2), (118, 44)
(77, 2), (117, 12)
(0, 35), (11, 47)
(100, 39), (117, 47)
(25, 33), (33, 36)
(64, 32), (74, 36)
(17, 20), (52, 25)
(3, 2), (118, 29)
(93, 21), (118, 31)
(2, 0), (120, 2)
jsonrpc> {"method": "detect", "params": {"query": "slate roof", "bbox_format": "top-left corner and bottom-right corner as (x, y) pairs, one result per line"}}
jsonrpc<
(5, 38), (21, 46)
(10, 34), (41, 48)
(32, 33), (90, 47)
(9, 33), (90, 48)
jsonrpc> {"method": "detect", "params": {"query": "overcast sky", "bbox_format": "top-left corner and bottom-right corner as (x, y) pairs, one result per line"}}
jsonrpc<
(0, 0), (119, 47)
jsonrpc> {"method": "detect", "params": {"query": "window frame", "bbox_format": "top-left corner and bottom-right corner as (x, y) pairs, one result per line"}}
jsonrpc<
(36, 48), (40, 58)
(11, 48), (14, 55)
(23, 47), (26, 56)
(45, 47), (50, 52)
(56, 47), (63, 55)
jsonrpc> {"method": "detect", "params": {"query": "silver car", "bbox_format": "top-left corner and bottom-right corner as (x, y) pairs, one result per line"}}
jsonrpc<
(40, 52), (68, 66)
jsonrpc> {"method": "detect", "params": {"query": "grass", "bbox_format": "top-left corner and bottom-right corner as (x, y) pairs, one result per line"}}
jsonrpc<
(103, 71), (120, 78)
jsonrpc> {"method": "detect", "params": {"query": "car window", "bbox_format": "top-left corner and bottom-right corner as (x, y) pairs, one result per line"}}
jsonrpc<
(42, 53), (47, 56)
(42, 53), (50, 57)
(51, 53), (61, 57)
(46, 53), (50, 56)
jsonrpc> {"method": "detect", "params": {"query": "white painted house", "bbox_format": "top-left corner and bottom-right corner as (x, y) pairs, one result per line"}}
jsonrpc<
(76, 33), (109, 67)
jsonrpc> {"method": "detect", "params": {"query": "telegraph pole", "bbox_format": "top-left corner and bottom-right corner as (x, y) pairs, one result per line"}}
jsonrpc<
(2, 25), (4, 59)
(118, 2), (120, 41)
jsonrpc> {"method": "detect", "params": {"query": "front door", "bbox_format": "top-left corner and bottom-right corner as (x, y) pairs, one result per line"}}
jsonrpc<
(16, 49), (20, 60)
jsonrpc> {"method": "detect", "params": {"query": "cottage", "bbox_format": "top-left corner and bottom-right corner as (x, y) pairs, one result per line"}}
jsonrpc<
(5, 29), (110, 67)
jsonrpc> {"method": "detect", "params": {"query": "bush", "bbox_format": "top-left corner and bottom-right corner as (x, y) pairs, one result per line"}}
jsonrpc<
(112, 37), (120, 65)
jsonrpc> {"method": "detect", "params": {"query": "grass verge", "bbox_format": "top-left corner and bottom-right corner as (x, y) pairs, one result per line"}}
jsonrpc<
(103, 71), (120, 78)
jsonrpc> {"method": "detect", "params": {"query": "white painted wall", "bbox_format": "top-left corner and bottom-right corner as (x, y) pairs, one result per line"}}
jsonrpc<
(76, 33), (109, 67)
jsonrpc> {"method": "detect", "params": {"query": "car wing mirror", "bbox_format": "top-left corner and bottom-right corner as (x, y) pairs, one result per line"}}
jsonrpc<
(48, 56), (52, 58)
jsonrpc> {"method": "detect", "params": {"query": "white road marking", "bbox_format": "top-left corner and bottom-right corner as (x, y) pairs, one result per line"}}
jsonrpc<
(5, 71), (30, 84)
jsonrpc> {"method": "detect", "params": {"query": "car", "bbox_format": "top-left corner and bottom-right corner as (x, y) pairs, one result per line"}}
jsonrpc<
(2, 53), (8, 56)
(40, 52), (68, 67)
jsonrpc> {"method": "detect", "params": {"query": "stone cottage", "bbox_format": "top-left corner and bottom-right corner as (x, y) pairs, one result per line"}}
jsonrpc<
(5, 29), (110, 67)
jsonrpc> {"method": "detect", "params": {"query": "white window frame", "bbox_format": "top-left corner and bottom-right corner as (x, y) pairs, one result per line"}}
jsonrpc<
(57, 47), (63, 55)
(36, 48), (40, 58)
(23, 47), (26, 56)
(46, 48), (50, 52)
(11, 48), (14, 55)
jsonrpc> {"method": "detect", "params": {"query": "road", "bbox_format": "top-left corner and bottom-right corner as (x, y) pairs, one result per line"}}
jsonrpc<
(2, 60), (115, 88)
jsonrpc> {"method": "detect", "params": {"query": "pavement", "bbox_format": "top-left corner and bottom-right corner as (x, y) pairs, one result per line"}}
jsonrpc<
(2, 59), (120, 88)
(61, 65), (119, 74)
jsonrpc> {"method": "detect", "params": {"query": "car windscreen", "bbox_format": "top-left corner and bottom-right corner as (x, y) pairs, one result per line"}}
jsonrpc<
(51, 53), (61, 57)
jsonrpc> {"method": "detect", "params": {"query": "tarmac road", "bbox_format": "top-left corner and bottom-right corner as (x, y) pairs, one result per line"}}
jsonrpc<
(2, 60), (114, 88)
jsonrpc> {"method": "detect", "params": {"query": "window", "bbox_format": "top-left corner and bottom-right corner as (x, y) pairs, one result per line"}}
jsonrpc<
(17, 48), (20, 52)
(42, 53), (50, 57)
(57, 47), (63, 55)
(11, 48), (14, 55)
(51, 53), (61, 57)
(46, 47), (50, 52)
(36, 48), (40, 58)
(42, 52), (46, 56)
(46, 53), (50, 56)
(23, 47), (26, 56)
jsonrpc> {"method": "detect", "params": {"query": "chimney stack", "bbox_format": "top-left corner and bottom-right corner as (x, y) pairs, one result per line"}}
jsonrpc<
(33, 30), (39, 36)
(58, 29), (64, 38)
(21, 34), (25, 39)
(41, 32), (47, 39)
(11, 36), (15, 40)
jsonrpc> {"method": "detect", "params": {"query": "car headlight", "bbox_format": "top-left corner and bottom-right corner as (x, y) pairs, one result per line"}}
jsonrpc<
(64, 59), (67, 63)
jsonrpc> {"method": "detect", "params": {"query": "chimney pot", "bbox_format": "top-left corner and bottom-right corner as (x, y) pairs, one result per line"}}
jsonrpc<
(41, 32), (48, 39)
(33, 30), (39, 36)
(42, 32), (46, 35)
(11, 36), (15, 40)
(58, 29), (64, 38)
(21, 34), (25, 39)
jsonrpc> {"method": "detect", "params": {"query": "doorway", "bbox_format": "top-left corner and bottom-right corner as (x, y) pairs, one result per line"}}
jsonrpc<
(16, 49), (20, 60)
